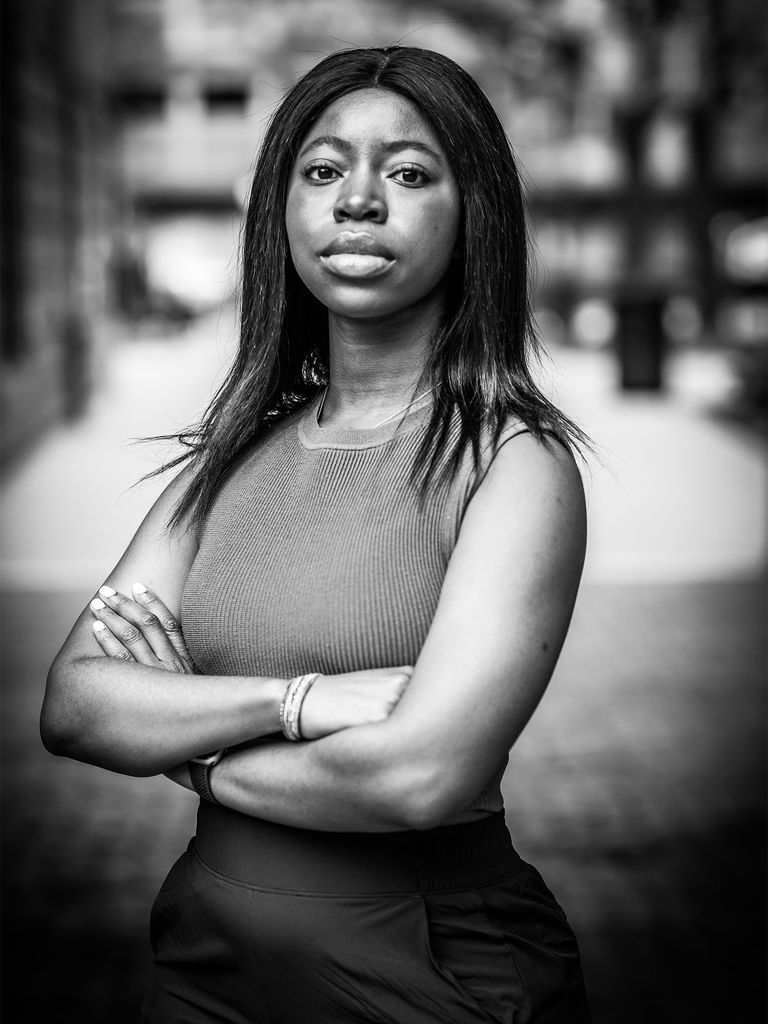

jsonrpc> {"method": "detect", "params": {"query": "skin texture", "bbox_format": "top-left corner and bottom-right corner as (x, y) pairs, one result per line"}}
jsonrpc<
(42, 89), (587, 831)
(206, 431), (586, 831)
(287, 88), (462, 430)
(40, 466), (412, 777)
(286, 88), (460, 323)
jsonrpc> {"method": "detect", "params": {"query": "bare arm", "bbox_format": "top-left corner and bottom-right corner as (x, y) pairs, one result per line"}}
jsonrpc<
(40, 467), (286, 775)
(42, 467), (409, 776)
(204, 434), (587, 830)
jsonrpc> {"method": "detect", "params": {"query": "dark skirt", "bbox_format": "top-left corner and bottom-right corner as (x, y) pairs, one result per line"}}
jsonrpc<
(141, 805), (591, 1024)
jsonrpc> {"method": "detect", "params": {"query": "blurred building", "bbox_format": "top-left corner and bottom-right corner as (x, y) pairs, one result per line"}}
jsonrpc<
(107, 0), (258, 312)
(107, 0), (768, 402)
(519, 0), (767, 399)
(1, 0), (116, 466)
(3, 0), (766, 465)
(105, 0), (515, 312)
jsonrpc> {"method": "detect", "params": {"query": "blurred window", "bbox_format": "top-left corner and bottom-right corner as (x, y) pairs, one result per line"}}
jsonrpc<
(643, 217), (693, 281)
(662, 296), (703, 346)
(203, 86), (248, 115)
(111, 87), (166, 120)
(717, 299), (768, 348)
(571, 299), (617, 349)
(578, 220), (625, 285)
(723, 219), (768, 284)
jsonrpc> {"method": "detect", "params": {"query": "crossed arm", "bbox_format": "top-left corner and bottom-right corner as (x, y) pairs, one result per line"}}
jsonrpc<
(41, 434), (586, 832)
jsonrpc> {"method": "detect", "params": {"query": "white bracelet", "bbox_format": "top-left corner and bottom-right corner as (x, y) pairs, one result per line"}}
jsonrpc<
(279, 673), (320, 741)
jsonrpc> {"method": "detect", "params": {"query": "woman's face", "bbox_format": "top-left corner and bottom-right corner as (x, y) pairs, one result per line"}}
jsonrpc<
(285, 88), (461, 322)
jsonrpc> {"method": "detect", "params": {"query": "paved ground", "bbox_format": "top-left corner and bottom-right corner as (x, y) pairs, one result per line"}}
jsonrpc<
(1, 312), (765, 1022)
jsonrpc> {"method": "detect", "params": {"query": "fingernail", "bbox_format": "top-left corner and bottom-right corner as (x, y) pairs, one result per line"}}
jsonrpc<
(93, 621), (106, 631)
(99, 585), (116, 598)
(132, 582), (147, 595)
(91, 598), (105, 611)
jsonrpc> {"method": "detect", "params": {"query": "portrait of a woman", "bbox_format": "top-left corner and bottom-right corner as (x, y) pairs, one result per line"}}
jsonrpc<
(42, 45), (592, 1023)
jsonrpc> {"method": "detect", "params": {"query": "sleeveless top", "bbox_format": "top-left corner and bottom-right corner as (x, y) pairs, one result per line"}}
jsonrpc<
(181, 392), (527, 823)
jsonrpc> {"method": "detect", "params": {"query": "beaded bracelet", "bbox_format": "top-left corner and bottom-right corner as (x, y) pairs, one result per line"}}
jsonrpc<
(279, 673), (320, 741)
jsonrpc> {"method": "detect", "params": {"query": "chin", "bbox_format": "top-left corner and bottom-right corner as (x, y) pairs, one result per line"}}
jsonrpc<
(306, 282), (408, 321)
(326, 298), (406, 321)
(324, 281), (451, 321)
(296, 265), (450, 323)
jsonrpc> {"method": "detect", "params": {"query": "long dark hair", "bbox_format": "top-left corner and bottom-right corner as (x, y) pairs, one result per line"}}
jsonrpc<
(151, 45), (590, 534)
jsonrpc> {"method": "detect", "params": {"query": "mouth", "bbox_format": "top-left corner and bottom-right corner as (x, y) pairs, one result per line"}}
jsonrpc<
(319, 232), (395, 279)
(320, 253), (393, 278)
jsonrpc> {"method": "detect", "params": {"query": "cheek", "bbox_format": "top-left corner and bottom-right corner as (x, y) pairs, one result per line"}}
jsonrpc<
(285, 219), (317, 293)
(284, 190), (303, 255)
(285, 184), (320, 258)
(414, 201), (460, 271)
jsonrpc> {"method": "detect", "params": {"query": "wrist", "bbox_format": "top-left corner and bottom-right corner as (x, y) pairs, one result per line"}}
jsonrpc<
(188, 747), (227, 803)
(262, 675), (291, 734)
(279, 673), (321, 740)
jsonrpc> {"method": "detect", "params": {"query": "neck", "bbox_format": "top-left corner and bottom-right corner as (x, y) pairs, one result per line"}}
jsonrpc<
(322, 290), (443, 427)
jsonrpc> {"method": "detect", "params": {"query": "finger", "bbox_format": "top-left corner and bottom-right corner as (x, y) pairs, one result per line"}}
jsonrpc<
(97, 584), (188, 668)
(131, 582), (196, 671)
(90, 591), (167, 666)
(92, 620), (135, 662)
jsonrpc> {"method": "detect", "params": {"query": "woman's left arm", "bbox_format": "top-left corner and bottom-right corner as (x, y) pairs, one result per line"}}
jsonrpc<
(209, 433), (587, 832)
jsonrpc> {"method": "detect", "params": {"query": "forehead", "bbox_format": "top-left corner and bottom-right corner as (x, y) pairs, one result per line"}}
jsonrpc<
(301, 88), (444, 152)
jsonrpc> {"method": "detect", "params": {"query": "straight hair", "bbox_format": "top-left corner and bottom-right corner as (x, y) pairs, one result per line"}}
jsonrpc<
(145, 46), (591, 534)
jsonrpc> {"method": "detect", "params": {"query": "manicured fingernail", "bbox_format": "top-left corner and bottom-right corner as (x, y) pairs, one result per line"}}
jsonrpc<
(132, 582), (147, 595)
(93, 621), (106, 632)
(99, 585), (116, 598)
(90, 598), (105, 611)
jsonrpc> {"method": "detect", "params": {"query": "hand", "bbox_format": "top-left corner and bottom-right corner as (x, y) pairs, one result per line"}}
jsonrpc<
(89, 582), (198, 674)
(299, 667), (412, 740)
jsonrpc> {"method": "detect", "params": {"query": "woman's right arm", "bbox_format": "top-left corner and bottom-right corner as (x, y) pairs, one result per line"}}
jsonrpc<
(41, 466), (409, 778)
(40, 465), (288, 776)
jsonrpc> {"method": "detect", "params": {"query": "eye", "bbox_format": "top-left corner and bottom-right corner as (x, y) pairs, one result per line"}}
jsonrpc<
(390, 165), (430, 188)
(303, 162), (341, 184)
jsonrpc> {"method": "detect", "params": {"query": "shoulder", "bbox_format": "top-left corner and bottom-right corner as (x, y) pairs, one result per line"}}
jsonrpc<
(136, 459), (200, 537)
(464, 413), (582, 500)
(484, 429), (584, 504)
(463, 429), (586, 565)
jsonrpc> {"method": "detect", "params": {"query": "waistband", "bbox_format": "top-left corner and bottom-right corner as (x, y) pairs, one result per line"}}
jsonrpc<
(194, 803), (521, 895)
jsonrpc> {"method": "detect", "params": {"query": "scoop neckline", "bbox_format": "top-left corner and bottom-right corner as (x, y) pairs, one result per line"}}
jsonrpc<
(298, 389), (434, 451)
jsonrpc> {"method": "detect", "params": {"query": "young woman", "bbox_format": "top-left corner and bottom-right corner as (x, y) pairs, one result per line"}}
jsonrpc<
(42, 46), (592, 1023)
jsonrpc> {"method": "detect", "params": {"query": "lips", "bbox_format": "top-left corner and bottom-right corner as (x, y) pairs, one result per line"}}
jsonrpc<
(319, 233), (395, 280)
(320, 232), (394, 258)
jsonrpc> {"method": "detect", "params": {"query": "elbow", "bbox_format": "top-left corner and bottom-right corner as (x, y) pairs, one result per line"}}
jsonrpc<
(39, 705), (154, 776)
(41, 661), (160, 777)
(379, 762), (460, 832)
(322, 728), (467, 831)
(40, 712), (69, 757)
(40, 692), (94, 761)
(399, 790), (458, 832)
(41, 658), (107, 763)
(40, 665), (149, 776)
(39, 696), (90, 760)
(40, 667), (80, 757)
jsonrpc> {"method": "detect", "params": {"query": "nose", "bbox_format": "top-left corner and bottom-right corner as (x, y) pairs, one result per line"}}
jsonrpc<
(333, 171), (387, 223)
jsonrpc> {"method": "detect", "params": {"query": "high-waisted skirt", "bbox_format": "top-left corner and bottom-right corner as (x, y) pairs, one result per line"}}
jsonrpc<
(141, 803), (591, 1024)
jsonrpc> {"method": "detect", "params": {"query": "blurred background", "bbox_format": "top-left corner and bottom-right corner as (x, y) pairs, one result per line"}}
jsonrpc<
(0, 0), (765, 1021)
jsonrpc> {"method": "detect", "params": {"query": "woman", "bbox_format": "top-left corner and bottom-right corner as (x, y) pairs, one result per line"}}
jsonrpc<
(42, 46), (592, 1023)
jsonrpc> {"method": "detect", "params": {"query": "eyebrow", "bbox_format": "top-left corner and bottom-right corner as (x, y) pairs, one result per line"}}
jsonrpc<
(298, 135), (444, 162)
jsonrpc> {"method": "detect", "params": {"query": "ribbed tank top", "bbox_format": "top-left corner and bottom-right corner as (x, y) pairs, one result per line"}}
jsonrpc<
(181, 392), (526, 821)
